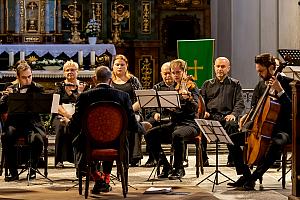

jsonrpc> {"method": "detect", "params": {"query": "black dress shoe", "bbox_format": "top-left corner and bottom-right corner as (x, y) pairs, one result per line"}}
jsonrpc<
(203, 159), (209, 167)
(5, 174), (19, 182)
(227, 176), (247, 187)
(242, 180), (256, 191)
(227, 161), (235, 167)
(91, 180), (112, 194)
(157, 167), (172, 179)
(168, 168), (185, 180)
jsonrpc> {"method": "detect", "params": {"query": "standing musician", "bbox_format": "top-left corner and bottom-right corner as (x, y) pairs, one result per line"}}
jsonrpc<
(145, 58), (200, 180)
(201, 57), (245, 167)
(52, 60), (88, 168)
(0, 61), (46, 181)
(227, 53), (293, 190)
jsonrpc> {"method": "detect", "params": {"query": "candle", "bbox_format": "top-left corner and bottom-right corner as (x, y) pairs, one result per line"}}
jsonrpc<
(20, 51), (25, 61)
(90, 51), (95, 66)
(9, 52), (14, 67)
(78, 50), (83, 65)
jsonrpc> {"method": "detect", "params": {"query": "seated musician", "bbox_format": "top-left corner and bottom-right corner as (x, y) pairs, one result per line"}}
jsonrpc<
(143, 61), (175, 167)
(145, 58), (200, 179)
(68, 66), (140, 194)
(0, 61), (46, 181)
(52, 60), (88, 168)
(227, 53), (293, 190)
(201, 57), (245, 166)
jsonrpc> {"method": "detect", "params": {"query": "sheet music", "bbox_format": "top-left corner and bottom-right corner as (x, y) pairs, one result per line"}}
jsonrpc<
(62, 102), (75, 116)
(135, 89), (158, 108)
(51, 94), (60, 113)
(195, 119), (233, 145)
(157, 91), (181, 108)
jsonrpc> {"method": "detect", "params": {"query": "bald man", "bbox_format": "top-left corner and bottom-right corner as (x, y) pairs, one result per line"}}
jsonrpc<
(201, 57), (245, 167)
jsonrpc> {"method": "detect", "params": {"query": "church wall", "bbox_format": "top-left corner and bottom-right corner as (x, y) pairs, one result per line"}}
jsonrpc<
(213, 0), (300, 89)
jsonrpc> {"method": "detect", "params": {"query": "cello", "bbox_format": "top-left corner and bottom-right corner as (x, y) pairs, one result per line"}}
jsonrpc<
(242, 61), (288, 166)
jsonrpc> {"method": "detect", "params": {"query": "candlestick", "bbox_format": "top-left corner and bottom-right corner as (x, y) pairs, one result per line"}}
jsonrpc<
(90, 51), (96, 68)
(9, 51), (14, 68)
(20, 51), (25, 61)
(78, 50), (83, 70)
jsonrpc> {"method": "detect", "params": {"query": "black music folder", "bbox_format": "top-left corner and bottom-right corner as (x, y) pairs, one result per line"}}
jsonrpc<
(8, 93), (59, 114)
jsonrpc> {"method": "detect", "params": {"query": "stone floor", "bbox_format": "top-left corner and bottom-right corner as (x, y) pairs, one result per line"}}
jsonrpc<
(0, 149), (293, 200)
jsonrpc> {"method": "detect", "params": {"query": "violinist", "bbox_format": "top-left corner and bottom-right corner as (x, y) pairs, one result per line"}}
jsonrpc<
(227, 53), (293, 190)
(145, 58), (200, 180)
(52, 60), (88, 168)
(201, 57), (245, 167)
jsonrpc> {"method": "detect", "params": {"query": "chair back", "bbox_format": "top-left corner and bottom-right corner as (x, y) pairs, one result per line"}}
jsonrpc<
(197, 95), (206, 119)
(83, 101), (128, 148)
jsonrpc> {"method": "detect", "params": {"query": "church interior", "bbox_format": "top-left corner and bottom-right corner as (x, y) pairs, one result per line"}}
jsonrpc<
(0, 0), (300, 199)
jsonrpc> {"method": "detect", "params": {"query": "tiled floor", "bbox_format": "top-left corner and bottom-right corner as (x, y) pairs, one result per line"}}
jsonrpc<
(0, 150), (292, 200)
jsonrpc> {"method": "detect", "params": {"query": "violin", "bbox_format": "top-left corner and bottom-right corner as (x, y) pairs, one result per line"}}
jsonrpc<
(175, 74), (196, 99)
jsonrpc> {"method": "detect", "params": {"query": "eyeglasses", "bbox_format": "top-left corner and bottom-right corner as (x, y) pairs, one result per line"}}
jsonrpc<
(64, 68), (77, 72)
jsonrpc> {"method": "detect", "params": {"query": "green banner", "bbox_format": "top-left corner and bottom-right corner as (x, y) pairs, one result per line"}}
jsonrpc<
(177, 39), (215, 87)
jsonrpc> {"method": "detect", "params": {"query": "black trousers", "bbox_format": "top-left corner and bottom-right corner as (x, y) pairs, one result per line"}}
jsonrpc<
(2, 125), (44, 175)
(229, 131), (290, 180)
(145, 122), (199, 169)
(202, 117), (239, 162)
(52, 116), (74, 165)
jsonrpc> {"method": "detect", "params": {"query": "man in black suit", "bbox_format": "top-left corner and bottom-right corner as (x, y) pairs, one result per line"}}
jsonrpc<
(0, 61), (45, 181)
(69, 66), (139, 194)
(227, 53), (293, 190)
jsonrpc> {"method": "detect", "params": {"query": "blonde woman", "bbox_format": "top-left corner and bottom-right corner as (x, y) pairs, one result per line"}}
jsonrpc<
(52, 60), (88, 168)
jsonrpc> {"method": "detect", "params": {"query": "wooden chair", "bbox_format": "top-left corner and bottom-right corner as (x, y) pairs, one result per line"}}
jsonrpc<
(258, 143), (292, 189)
(278, 143), (292, 189)
(78, 101), (128, 198)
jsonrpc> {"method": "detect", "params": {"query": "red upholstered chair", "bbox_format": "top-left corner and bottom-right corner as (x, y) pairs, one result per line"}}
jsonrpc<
(78, 101), (128, 198)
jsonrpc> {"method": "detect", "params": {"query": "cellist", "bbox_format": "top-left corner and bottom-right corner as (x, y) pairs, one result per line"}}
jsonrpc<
(227, 53), (293, 190)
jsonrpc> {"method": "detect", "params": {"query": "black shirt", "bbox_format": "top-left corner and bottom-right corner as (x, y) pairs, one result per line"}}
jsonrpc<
(201, 76), (245, 118)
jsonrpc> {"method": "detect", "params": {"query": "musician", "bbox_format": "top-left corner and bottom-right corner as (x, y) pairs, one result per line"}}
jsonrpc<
(201, 57), (245, 166)
(69, 66), (139, 194)
(145, 59), (200, 179)
(227, 53), (292, 190)
(143, 61), (175, 167)
(52, 60), (88, 168)
(111, 54), (147, 166)
(0, 61), (45, 181)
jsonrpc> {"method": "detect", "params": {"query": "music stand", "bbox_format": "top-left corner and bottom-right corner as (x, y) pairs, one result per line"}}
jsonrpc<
(278, 49), (300, 66)
(194, 119), (235, 192)
(135, 89), (180, 182)
(7, 93), (59, 185)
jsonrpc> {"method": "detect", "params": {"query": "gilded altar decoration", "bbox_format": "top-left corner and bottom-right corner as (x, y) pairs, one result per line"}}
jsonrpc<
(26, 1), (38, 32)
(142, 1), (151, 34)
(139, 55), (154, 89)
(110, 1), (129, 46)
(62, 0), (84, 44)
